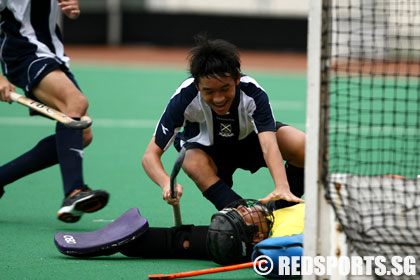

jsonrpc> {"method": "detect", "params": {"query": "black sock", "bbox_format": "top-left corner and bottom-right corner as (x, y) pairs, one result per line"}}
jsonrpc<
(0, 135), (58, 187)
(202, 179), (242, 210)
(55, 121), (85, 196)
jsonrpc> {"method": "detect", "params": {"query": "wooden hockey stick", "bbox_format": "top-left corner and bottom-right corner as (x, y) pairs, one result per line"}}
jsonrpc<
(148, 261), (260, 279)
(169, 147), (186, 227)
(10, 92), (92, 129)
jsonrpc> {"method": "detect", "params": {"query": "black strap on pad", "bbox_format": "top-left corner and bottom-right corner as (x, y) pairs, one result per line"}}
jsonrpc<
(119, 225), (209, 260)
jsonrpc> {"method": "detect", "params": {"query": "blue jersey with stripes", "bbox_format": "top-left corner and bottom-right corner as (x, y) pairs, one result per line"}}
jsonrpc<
(0, 0), (69, 77)
(154, 75), (276, 151)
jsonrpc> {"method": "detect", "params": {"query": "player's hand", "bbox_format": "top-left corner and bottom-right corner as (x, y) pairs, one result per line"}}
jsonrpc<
(258, 187), (304, 204)
(58, 0), (80, 19)
(162, 183), (183, 206)
(0, 75), (15, 104)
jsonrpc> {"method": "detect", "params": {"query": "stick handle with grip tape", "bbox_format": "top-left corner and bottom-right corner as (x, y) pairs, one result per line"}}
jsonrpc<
(170, 147), (186, 227)
(9, 91), (92, 129)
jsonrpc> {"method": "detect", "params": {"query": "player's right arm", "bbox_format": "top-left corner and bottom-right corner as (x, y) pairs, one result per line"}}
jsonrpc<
(143, 78), (197, 205)
(0, 73), (15, 104)
(58, 0), (80, 19)
(142, 137), (183, 206)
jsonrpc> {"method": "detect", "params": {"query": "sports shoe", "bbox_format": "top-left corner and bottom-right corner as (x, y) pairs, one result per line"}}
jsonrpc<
(57, 187), (109, 223)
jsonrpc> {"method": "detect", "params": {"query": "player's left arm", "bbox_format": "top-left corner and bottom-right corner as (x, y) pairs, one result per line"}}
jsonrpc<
(242, 76), (303, 203)
(58, 0), (80, 19)
(257, 131), (304, 204)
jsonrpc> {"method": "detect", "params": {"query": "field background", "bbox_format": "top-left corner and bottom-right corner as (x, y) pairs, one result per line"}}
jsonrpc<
(0, 46), (306, 279)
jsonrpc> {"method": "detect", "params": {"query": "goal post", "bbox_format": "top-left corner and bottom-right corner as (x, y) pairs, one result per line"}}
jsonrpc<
(304, 0), (420, 279)
(304, 0), (350, 279)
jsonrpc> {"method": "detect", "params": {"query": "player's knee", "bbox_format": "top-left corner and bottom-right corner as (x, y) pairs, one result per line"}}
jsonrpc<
(72, 95), (89, 116)
(277, 129), (306, 167)
(182, 158), (207, 183)
(182, 149), (217, 186)
(283, 147), (305, 168)
(62, 92), (89, 117)
(83, 128), (93, 147)
(288, 138), (305, 167)
(294, 135), (306, 166)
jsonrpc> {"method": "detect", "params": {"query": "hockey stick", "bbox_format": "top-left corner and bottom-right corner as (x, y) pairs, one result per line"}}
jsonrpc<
(10, 92), (92, 129)
(148, 261), (261, 279)
(169, 147), (186, 227)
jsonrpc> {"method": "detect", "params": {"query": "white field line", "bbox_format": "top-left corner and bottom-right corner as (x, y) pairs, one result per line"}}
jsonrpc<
(0, 116), (306, 131)
(0, 117), (157, 128)
(0, 100), (306, 129)
(270, 100), (305, 111)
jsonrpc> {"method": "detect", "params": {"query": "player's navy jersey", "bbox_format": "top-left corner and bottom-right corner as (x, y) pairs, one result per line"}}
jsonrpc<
(154, 75), (276, 151)
(0, 0), (69, 75)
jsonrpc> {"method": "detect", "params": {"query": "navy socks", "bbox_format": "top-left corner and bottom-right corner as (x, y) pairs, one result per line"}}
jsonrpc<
(0, 120), (86, 197)
(55, 121), (85, 196)
(202, 179), (242, 210)
(201, 164), (304, 211)
(0, 135), (58, 187)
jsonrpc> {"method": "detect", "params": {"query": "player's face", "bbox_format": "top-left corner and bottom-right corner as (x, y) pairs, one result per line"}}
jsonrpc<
(235, 205), (270, 239)
(197, 74), (239, 115)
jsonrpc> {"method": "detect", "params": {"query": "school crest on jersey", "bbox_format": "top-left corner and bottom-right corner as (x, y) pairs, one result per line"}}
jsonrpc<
(219, 123), (234, 137)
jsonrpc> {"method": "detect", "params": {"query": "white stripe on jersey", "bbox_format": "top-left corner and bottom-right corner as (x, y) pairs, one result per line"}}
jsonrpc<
(0, 29), (8, 73)
(0, 0), (69, 66)
(241, 75), (266, 91)
(170, 77), (195, 99)
(49, 1), (67, 65)
(239, 92), (257, 138)
(240, 75), (276, 131)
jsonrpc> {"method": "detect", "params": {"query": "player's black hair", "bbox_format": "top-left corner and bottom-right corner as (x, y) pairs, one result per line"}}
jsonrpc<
(206, 199), (273, 265)
(188, 34), (241, 84)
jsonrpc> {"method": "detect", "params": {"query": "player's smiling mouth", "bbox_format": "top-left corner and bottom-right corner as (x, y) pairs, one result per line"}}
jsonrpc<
(212, 102), (229, 113)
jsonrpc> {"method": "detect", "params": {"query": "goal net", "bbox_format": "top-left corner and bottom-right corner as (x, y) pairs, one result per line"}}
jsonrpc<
(305, 0), (420, 279)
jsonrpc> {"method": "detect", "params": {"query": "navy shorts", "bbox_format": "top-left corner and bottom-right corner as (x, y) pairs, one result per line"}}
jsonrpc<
(1, 54), (80, 116)
(175, 121), (288, 186)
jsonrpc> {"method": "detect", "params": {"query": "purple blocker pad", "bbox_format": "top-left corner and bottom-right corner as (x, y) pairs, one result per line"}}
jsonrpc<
(54, 208), (149, 257)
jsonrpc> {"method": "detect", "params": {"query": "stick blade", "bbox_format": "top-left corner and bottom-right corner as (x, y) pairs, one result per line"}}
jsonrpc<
(9, 91), (93, 130)
(63, 116), (93, 129)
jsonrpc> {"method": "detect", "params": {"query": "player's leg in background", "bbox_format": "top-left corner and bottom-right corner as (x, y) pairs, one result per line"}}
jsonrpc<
(0, 68), (108, 222)
(0, 69), (91, 194)
(0, 67), (92, 196)
(33, 69), (108, 222)
(0, 127), (92, 198)
(34, 69), (90, 195)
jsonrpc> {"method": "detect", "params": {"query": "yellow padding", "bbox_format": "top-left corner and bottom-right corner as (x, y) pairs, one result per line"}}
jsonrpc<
(270, 203), (305, 237)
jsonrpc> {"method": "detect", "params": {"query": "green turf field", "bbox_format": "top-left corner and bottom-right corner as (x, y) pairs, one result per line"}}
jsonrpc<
(0, 62), (306, 279)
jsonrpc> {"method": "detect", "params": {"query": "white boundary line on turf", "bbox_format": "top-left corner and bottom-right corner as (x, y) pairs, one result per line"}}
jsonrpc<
(0, 99), (306, 129)
(0, 116), (306, 131)
(0, 117), (157, 128)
